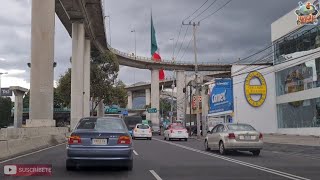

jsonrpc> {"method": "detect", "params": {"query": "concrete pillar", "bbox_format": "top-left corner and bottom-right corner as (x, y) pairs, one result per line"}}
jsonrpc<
(201, 86), (209, 137)
(176, 70), (186, 122)
(151, 70), (160, 126)
(71, 23), (85, 130)
(127, 91), (133, 109)
(145, 89), (151, 120)
(83, 39), (91, 117)
(10, 87), (28, 128)
(97, 100), (104, 117)
(27, 0), (55, 127)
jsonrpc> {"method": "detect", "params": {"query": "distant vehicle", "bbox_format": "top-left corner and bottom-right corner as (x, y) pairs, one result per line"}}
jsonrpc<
(132, 124), (152, 140)
(151, 126), (161, 135)
(124, 116), (143, 133)
(66, 117), (133, 170)
(204, 123), (263, 156)
(164, 124), (188, 141)
(104, 114), (123, 119)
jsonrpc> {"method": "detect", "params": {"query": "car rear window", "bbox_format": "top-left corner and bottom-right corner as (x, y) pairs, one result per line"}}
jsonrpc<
(172, 126), (185, 129)
(76, 118), (126, 132)
(227, 124), (255, 131)
(137, 124), (149, 129)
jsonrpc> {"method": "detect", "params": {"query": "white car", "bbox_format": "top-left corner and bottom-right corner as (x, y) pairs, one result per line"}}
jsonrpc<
(132, 124), (152, 140)
(164, 123), (188, 141)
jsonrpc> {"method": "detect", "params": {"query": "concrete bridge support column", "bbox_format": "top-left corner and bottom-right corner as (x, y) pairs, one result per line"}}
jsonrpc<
(71, 23), (85, 130)
(176, 70), (186, 122)
(83, 39), (91, 117)
(145, 88), (151, 120)
(201, 86), (209, 137)
(27, 0), (55, 127)
(127, 91), (133, 109)
(151, 70), (160, 126)
(11, 87), (28, 128)
(97, 100), (104, 117)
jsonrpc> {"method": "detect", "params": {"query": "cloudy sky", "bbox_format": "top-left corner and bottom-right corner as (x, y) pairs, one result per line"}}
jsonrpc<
(0, 0), (300, 90)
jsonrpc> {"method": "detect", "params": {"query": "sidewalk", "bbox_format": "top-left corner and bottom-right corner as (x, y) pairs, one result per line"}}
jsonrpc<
(190, 134), (320, 147)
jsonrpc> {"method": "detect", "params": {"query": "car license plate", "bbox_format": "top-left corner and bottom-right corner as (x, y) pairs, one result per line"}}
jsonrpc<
(92, 139), (107, 145)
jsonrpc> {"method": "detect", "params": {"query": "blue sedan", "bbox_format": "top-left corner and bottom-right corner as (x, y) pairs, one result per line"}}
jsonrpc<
(66, 117), (133, 170)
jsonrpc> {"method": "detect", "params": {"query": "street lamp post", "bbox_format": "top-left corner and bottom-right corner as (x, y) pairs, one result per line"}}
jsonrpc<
(131, 29), (136, 59)
(0, 72), (8, 97)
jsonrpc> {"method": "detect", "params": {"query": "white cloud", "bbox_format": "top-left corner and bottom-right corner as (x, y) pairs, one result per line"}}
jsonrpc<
(0, 57), (5, 61)
(0, 76), (29, 89)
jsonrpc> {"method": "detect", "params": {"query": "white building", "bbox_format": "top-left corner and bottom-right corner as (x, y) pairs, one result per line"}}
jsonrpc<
(232, 0), (320, 136)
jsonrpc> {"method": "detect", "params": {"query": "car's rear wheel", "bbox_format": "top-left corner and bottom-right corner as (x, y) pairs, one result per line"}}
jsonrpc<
(219, 141), (226, 155)
(149, 137), (152, 140)
(126, 160), (133, 171)
(168, 138), (172, 141)
(66, 160), (76, 171)
(205, 140), (210, 151)
(184, 138), (188, 141)
(251, 150), (260, 156)
(164, 136), (166, 140)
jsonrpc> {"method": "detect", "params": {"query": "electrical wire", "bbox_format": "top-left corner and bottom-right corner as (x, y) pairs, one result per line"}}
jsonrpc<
(198, 0), (233, 22)
(183, 0), (209, 22)
(190, 0), (219, 22)
(175, 25), (190, 59)
(173, 24), (183, 59)
(179, 35), (194, 61)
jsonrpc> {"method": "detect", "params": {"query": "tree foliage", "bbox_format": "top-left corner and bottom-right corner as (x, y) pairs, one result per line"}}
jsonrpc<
(160, 98), (172, 118)
(0, 97), (13, 127)
(55, 68), (71, 107)
(109, 80), (127, 108)
(23, 88), (65, 108)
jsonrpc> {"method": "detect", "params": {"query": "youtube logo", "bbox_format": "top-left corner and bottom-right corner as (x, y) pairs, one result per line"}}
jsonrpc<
(4, 165), (17, 175)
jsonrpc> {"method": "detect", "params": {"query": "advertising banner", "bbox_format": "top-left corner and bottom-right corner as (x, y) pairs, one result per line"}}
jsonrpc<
(209, 79), (233, 114)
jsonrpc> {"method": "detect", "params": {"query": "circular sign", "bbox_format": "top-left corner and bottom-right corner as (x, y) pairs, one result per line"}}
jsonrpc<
(244, 71), (267, 107)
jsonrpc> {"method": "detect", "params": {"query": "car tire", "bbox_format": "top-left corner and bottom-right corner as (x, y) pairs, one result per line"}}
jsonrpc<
(126, 160), (133, 171)
(149, 137), (152, 140)
(205, 140), (210, 151)
(168, 138), (172, 141)
(252, 150), (260, 156)
(219, 141), (226, 155)
(164, 136), (166, 140)
(185, 138), (188, 141)
(66, 160), (76, 171)
(132, 137), (135, 140)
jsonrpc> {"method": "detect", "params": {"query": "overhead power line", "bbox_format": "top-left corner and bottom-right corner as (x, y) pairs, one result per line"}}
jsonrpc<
(179, 35), (194, 61)
(175, 25), (190, 59)
(199, 0), (233, 22)
(190, 0), (219, 22)
(173, 24), (183, 58)
(183, 0), (209, 22)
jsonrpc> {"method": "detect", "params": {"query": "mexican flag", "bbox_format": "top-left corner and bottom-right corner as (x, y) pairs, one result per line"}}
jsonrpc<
(151, 14), (165, 81)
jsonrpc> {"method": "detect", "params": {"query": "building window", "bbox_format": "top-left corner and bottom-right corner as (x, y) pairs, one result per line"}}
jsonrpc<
(276, 58), (320, 96)
(274, 25), (320, 64)
(277, 97), (320, 128)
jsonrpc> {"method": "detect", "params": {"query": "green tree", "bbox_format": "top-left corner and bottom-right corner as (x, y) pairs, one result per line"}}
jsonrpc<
(109, 80), (127, 108)
(23, 88), (64, 108)
(90, 50), (119, 114)
(56, 68), (71, 107)
(0, 97), (13, 127)
(160, 98), (171, 118)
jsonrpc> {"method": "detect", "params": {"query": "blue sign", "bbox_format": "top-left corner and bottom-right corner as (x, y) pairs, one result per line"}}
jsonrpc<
(209, 79), (233, 114)
(121, 109), (128, 116)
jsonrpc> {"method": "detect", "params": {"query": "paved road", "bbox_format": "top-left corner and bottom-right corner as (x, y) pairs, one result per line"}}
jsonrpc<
(0, 136), (319, 180)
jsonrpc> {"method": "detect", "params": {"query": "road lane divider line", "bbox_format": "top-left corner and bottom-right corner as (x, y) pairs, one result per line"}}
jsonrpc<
(133, 150), (139, 156)
(154, 138), (310, 180)
(149, 170), (163, 180)
(0, 143), (66, 164)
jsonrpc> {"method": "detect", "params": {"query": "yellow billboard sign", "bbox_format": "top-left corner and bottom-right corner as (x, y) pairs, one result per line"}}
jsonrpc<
(244, 71), (267, 107)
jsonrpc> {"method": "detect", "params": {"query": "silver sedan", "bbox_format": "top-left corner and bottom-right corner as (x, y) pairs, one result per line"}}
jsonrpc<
(204, 123), (263, 156)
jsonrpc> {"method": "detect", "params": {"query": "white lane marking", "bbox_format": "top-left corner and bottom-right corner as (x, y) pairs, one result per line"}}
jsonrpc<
(133, 150), (139, 156)
(154, 138), (310, 180)
(149, 170), (163, 180)
(0, 143), (66, 164)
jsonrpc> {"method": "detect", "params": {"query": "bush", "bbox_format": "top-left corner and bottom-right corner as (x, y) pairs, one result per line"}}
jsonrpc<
(0, 97), (13, 127)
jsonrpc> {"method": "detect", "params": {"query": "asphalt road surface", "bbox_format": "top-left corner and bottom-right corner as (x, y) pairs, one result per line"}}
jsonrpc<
(0, 136), (319, 180)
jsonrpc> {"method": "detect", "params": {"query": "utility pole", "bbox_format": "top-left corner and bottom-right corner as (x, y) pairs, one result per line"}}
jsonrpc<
(170, 75), (175, 124)
(131, 29), (136, 59)
(183, 21), (201, 139)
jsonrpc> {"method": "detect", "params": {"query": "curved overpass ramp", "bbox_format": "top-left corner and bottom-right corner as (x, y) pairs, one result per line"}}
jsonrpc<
(55, 0), (233, 71)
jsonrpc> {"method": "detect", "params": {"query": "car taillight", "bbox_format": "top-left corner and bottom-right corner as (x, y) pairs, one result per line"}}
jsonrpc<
(134, 128), (137, 132)
(117, 136), (131, 144)
(259, 133), (263, 139)
(68, 135), (81, 144)
(228, 133), (236, 139)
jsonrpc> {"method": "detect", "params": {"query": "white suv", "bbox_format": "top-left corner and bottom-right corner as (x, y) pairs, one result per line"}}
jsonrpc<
(132, 124), (152, 140)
